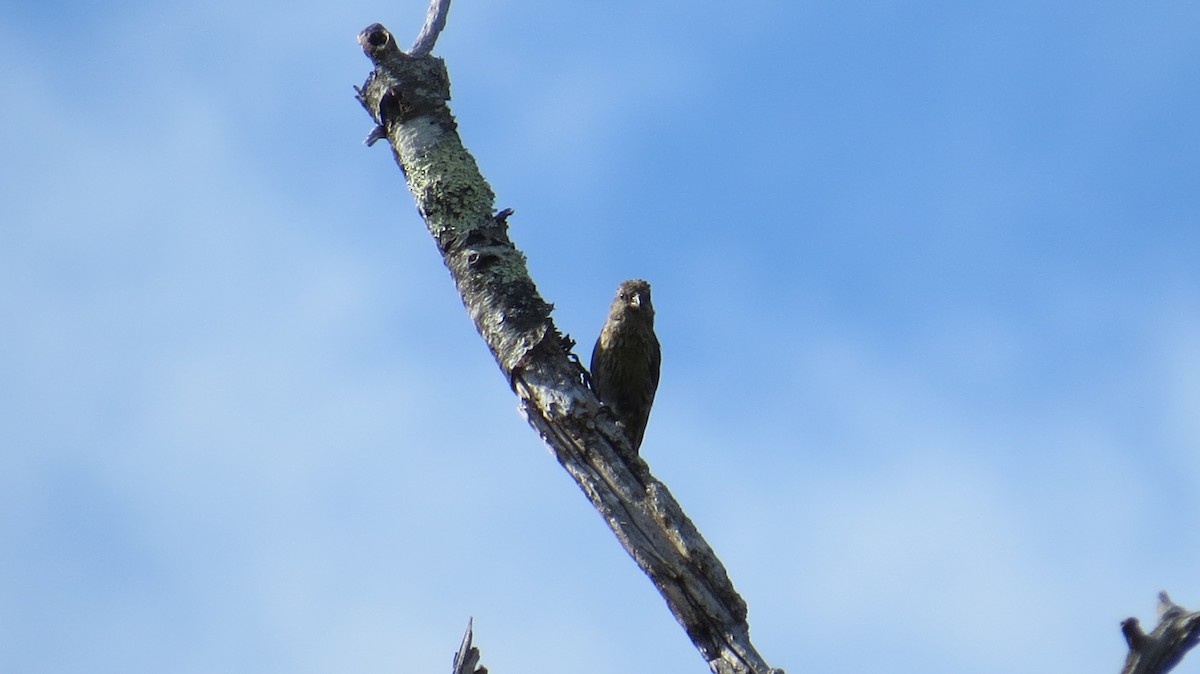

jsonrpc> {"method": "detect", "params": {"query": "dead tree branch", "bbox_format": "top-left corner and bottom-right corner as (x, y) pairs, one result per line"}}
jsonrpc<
(451, 619), (487, 674)
(353, 16), (781, 674)
(1120, 592), (1200, 674)
(410, 0), (451, 58)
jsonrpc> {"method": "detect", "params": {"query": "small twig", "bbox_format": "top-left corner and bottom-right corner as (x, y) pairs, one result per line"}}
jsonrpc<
(410, 0), (452, 57)
(451, 618), (487, 674)
(1120, 592), (1200, 674)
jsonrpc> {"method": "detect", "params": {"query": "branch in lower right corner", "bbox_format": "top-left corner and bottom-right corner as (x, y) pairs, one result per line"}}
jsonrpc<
(1120, 592), (1200, 674)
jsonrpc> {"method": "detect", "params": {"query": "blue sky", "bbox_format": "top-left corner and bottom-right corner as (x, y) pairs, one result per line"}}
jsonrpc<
(2, 1), (1199, 672)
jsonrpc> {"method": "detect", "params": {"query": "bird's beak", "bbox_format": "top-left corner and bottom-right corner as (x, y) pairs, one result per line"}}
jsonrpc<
(630, 294), (642, 309)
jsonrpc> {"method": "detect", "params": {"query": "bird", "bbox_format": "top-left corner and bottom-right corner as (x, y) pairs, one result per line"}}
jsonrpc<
(590, 279), (661, 452)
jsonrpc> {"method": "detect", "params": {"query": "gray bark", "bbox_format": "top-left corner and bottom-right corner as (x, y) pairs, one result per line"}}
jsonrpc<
(452, 619), (487, 674)
(1120, 593), (1200, 674)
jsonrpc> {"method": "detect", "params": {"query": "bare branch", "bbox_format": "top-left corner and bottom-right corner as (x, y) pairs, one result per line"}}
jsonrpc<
(410, 0), (452, 57)
(356, 21), (782, 674)
(1120, 592), (1200, 674)
(451, 618), (487, 674)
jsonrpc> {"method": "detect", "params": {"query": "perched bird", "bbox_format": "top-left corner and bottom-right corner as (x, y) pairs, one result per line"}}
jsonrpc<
(590, 279), (661, 452)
